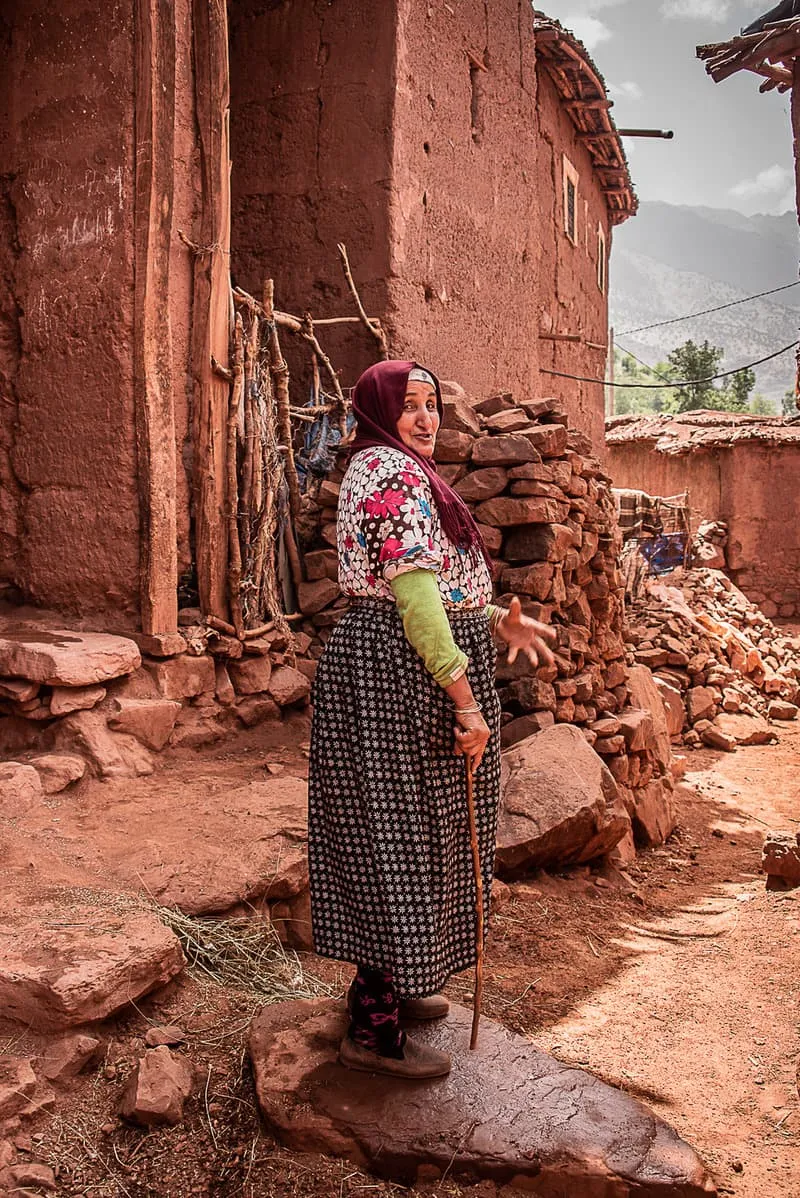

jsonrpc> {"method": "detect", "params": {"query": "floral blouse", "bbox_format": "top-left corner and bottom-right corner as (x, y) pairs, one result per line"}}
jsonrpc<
(337, 446), (493, 609)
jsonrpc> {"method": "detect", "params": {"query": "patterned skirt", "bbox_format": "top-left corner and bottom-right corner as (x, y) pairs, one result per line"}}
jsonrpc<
(308, 599), (502, 998)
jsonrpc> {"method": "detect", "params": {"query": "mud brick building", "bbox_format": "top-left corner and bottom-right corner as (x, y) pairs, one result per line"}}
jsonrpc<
(607, 411), (800, 618)
(0, 1), (634, 637)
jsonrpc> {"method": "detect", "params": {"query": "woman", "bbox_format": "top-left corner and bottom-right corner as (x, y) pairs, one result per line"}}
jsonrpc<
(308, 359), (555, 1079)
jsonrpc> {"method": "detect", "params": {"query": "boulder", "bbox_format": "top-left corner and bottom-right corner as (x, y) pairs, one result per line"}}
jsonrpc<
(501, 562), (553, 601)
(249, 999), (715, 1196)
(214, 663), (236, 706)
(686, 685), (717, 724)
(228, 655), (273, 695)
(500, 710), (555, 748)
(108, 698), (182, 750)
(0, 907), (185, 1030)
(714, 713), (773, 746)
(56, 710), (154, 779)
(768, 699), (799, 721)
(0, 762), (43, 816)
(120, 1046), (194, 1127)
(474, 496), (570, 528)
(145, 654), (215, 700)
(270, 888), (313, 952)
(0, 677), (39, 702)
(470, 434), (538, 467)
(297, 578), (340, 615)
(303, 548), (339, 581)
(504, 522), (577, 563)
(523, 423), (569, 457)
(625, 666), (672, 772)
(654, 677), (684, 737)
(454, 467), (508, 503)
(484, 408), (531, 433)
(762, 832), (800, 888)
(49, 684), (107, 716)
(0, 627), (140, 687)
(694, 719), (736, 752)
(496, 724), (630, 874)
(617, 708), (654, 752)
(632, 778), (677, 847)
(30, 753), (86, 794)
(433, 429), (473, 462)
(236, 696), (281, 727)
(268, 666), (311, 708)
(168, 706), (225, 749)
(440, 395), (481, 436)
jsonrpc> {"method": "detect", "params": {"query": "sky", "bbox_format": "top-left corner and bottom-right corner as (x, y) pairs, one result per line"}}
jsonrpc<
(540, 0), (796, 215)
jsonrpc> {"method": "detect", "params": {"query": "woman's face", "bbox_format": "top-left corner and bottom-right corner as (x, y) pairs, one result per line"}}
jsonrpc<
(396, 380), (440, 459)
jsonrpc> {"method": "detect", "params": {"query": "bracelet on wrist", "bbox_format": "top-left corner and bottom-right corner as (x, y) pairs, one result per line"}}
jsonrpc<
(455, 702), (482, 714)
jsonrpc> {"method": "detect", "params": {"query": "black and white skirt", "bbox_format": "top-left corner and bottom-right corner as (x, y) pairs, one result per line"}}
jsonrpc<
(308, 599), (502, 998)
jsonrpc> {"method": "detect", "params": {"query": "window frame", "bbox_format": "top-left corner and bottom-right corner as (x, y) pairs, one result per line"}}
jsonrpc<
(562, 155), (579, 246)
(597, 224), (607, 293)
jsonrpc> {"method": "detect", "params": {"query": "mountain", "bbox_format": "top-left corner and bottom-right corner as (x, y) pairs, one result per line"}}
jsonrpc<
(609, 201), (799, 402)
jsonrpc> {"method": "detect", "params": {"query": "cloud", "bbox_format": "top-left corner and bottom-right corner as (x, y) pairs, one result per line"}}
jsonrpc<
(608, 80), (643, 100)
(730, 164), (792, 198)
(660, 0), (731, 19)
(562, 14), (613, 49)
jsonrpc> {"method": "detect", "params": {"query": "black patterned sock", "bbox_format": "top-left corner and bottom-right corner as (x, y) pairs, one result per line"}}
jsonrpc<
(348, 966), (406, 1058)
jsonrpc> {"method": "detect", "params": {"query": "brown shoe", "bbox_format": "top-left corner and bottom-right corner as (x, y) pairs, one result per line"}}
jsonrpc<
(338, 1034), (451, 1079)
(399, 994), (450, 1021)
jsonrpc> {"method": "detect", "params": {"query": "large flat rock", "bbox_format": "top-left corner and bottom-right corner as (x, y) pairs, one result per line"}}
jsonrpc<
(0, 906), (185, 1030)
(0, 624), (140, 686)
(249, 999), (716, 1196)
(496, 723), (631, 874)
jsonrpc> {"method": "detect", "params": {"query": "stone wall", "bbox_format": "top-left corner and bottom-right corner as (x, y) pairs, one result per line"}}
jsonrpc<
(606, 416), (800, 618)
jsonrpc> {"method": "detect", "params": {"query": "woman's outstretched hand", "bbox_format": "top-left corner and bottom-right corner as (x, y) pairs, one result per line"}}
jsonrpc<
(454, 709), (491, 772)
(497, 596), (557, 669)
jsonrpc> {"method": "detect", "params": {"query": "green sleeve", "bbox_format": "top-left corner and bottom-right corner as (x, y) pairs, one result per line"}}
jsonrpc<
(389, 569), (469, 688)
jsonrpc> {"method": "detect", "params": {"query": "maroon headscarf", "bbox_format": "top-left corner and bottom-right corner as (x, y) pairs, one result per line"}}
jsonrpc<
(350, 359), (490, 565)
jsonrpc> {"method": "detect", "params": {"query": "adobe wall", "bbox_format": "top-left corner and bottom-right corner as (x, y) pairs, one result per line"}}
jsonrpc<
(0, 0), (141, 623)
(535, 69), (611, 454)
(229, 1), (613, 453)
(384, 0), (541, 408)
(607, 440), (800, 618)
(228, 0), (396, 386)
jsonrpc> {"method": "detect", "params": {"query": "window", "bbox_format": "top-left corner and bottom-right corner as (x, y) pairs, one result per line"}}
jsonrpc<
(562, 155), (578, 245)
(597, 226), (607, 293)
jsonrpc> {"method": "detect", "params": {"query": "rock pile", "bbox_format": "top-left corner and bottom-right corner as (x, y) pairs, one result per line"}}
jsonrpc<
(626, 567), (800, 751)
(691, 520), (727, 571)
(297, 386), (675, 847)
(0, 620), (310, 786)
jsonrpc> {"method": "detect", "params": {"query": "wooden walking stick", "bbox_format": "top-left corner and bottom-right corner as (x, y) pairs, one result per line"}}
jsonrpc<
(465, 755), (484, 1050)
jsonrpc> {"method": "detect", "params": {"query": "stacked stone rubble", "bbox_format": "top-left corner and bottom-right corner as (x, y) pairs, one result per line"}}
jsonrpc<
(626, 567), (800, 752)
(296, 384), (675, 843)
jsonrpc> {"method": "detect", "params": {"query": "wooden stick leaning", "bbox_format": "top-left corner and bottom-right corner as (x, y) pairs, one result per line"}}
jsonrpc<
(465, 754), (484, 1050)
(226, 314), (246, 638)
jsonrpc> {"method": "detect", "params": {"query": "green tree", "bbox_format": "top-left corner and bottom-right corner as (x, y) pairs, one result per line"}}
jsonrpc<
(782, 388), (798, 417)
(749, 394), (776, 415)
(728, 367), (756, 410)
(664, 339), (724, 411)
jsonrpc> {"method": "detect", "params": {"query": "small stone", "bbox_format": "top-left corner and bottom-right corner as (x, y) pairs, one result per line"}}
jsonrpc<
(30, 754), (86, 794)
(145, 1025), (186, 1048)
(762, 832), (800, 887)
(108, 698), (181, 751)
(145, 655), (215, 700)
(0, 763), (42, 816)
(56, 710), (154, 780)
(49, 684), (107, 716)
(768, 700), (798, 721)
(471, 434), (538, 468)
(454, 468), (509, 503)
(297, 578), (340, 615)
(38, 1033), (103, 1083)
(236, 697), (280, 727)
(268, 667), (311, 708)
(119, 1046), (194, 1127)
(0, 1060), (37, 1119)
(228, 655), (273, 695)
(214, 663), (236, 706)
(9, 1163), (57, 1191)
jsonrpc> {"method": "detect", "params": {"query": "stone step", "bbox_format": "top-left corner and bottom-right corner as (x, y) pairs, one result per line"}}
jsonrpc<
(249, 999), (717, 1196)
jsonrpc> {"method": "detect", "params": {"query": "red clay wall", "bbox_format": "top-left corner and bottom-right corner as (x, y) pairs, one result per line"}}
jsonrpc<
(228, 1), (613, 452)
(385, 0), (541, 405)
(535, 69), (611, 453)
(228, 0), (396, 385)
(608, 441), (800, 617)
(0, 0), (141, 623)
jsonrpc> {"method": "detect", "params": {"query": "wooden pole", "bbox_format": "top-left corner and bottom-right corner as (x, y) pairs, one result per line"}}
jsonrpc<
(133, 0), (179, 637)
(226, 314), (245, 638)
(793, 62), (800, 405)
(190, 0), (232, 622)
(465, 756), (484, 1050)
(607, 326), (615, 417)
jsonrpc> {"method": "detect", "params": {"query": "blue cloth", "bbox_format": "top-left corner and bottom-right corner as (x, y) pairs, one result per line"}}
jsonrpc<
(640, 533), (687, 575)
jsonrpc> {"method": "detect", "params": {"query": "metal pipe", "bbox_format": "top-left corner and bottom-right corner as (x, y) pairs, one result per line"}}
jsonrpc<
(617, 128), (675, 138)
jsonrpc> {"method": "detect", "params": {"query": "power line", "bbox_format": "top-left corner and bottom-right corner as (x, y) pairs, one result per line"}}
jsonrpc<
(540, 338), (799, 388)
(617, 279), (800, 336)
(615, 341), (675, 385)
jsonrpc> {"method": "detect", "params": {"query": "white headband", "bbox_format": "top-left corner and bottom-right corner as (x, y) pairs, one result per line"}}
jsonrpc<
(408, 367), (436, 386)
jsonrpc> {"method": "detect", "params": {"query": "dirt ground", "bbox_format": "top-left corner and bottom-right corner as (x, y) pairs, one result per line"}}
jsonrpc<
(2, 718), (799, 1198)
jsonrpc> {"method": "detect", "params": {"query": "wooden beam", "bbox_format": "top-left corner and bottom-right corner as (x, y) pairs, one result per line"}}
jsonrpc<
(577, 131), (616, 140)
(190, 0), (232, 622)
(133, 0), (179, 636)
(539, 332), (582, 342)
(565, 98), (614, 110)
